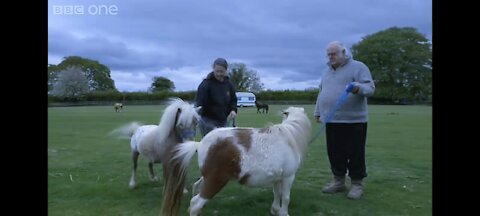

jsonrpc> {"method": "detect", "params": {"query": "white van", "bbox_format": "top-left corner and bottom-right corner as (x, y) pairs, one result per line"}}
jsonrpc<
(236, 92), (256, 107)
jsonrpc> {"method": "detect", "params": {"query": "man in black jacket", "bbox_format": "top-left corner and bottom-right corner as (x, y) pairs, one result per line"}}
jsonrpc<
(195, 58), (238, 136)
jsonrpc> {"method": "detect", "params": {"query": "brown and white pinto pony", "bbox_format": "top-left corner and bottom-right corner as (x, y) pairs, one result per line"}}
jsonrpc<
(162, 107), (311, 216)
(108, 98), (200, 189)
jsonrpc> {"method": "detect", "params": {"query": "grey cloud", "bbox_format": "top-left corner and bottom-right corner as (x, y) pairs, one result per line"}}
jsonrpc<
(48, 0), (431, 91)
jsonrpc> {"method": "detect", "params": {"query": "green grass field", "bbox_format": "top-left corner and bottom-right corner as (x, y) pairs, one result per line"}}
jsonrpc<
(48, 104), (431, 216)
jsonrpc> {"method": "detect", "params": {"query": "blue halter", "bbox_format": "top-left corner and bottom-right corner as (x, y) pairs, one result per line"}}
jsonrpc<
(180, 128), (196, 141)
(309, 83), (356, 144)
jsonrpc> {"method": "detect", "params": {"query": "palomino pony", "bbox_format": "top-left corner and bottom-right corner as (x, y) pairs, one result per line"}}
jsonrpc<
(114, 103), (123, 112)
(162, 107), (311, 216)
(255, 100), (269, 114)
(109, 98), (200, 189)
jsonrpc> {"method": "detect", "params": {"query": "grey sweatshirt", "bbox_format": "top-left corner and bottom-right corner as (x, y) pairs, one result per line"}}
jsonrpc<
(314, 57), (375, 123)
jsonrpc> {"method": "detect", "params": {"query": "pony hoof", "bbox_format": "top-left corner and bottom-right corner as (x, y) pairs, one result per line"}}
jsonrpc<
(129, 182), (136, 189)
(270, 209), (278, 216)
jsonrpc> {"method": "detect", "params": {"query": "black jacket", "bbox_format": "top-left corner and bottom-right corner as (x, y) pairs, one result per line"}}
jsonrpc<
(195, 72), (238, 122)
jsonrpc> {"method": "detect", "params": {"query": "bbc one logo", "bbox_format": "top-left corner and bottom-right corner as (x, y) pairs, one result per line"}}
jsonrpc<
(52, 5), (119, 15)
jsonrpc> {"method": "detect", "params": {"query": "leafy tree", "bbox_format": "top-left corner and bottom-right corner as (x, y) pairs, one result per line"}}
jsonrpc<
(228, 63), (265, 93)
(48, 56), (117, 92)
(48, 63), (61, 92)
(351, 27), (432, 103)
(51, 66), (90, 99)
(150, 76), (175, 92)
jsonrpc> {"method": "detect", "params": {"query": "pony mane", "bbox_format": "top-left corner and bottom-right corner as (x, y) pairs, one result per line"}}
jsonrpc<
(142, 98), (199, 146)
(269, 107), (311, 161)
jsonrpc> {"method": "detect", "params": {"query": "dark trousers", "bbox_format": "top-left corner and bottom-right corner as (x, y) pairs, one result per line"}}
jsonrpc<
(199, 116), (226, 136)
(325, 123), (368, 180)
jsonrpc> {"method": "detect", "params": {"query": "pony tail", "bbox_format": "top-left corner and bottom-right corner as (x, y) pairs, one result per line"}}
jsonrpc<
(107, 122), (142, 139)
(161, 158), (186, 216)
(160, 141), (198, 216)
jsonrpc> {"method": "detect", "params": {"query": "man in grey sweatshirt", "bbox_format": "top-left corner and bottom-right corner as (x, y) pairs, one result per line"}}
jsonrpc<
(314, 41), (375, 200)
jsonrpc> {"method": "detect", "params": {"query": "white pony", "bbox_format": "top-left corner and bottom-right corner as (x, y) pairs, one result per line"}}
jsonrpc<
(161, 107), (312, 216)
(109, 98), (200, 189)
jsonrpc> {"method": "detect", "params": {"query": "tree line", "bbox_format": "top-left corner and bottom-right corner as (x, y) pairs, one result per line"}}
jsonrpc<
(48, 26), (431, 104)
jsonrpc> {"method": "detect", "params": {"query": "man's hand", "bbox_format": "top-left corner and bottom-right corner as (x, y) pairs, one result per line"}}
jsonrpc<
(228, 111), (237, 119)
(346, 82), (360, 94)
(351, 86), (360, 94)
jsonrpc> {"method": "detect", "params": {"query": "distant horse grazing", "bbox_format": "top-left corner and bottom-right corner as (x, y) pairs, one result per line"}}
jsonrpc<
(255, 100), (269, 114)
(108, 98), (200, 189)
(114, 103), (123, 112)
(162, 107), (311, 216)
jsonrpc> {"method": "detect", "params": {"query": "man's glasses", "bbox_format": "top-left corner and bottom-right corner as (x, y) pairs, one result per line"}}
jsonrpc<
(327, 52), (339, 57)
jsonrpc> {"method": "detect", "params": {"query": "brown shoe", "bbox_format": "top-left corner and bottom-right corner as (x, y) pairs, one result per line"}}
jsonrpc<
(322, 176), (346, 194)
(347, 180), (363, 199)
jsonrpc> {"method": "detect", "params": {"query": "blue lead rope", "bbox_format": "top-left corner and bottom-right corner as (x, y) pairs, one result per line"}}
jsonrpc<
(308, 83), (356, 144)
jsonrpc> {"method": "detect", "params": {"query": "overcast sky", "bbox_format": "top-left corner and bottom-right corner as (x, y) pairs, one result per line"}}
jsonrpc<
(48, 0), (432, 92)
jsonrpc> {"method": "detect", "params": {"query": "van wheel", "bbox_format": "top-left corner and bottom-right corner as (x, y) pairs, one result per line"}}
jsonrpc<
(240, 105), (244, 107)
